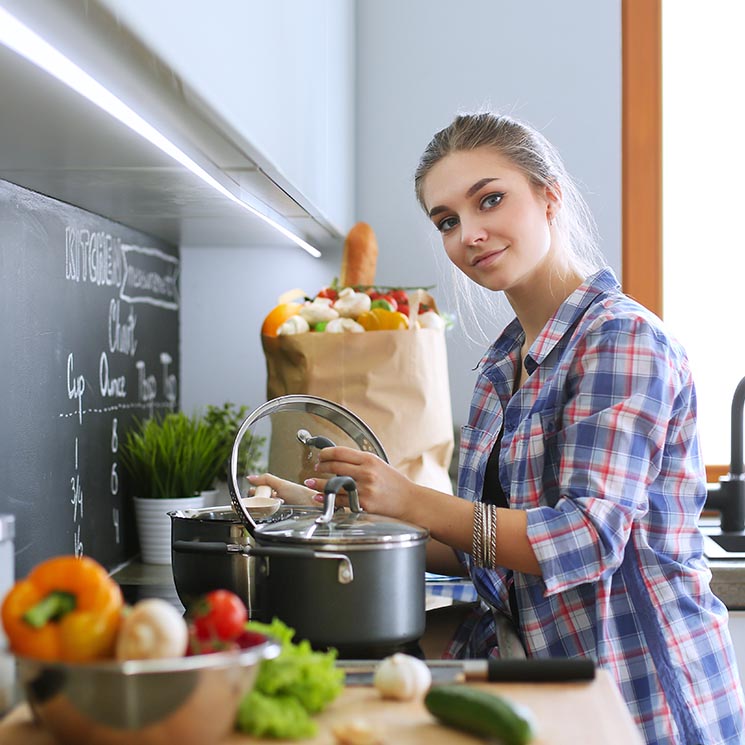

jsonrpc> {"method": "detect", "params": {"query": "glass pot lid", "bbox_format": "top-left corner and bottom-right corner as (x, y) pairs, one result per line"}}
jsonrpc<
(228, 396), (428, 544)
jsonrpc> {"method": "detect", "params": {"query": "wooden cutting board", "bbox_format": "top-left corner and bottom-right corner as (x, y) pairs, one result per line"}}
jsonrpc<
(0, 670), (643, 744)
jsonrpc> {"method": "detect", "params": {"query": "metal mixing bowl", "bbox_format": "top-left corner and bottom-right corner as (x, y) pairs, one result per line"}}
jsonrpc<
(14, 635), (279, 745)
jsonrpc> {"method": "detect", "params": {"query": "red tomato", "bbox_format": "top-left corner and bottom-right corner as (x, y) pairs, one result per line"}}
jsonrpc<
(191, 590), (248, 642)
(389, 289), (409, 306)
(397, 303), (410, 318)
(316, 287), (338, 301)
(418, 303), (432, 314)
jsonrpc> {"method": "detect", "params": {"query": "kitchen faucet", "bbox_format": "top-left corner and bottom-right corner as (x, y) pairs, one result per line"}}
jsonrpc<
(705, 375), (745, 532)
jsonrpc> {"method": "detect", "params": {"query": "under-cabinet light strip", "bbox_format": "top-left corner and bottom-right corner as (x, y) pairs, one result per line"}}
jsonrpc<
(0, 6), (321, 258)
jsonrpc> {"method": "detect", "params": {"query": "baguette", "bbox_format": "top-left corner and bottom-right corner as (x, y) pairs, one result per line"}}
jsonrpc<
(340, 222), (378, 288)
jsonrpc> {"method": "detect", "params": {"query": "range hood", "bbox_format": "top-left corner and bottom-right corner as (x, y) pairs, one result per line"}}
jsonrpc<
(0, 0), (343, 253)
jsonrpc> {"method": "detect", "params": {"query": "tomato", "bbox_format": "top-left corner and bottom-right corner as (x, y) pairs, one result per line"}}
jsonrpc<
(397, 304), (410, 318)
(389, 289), (409, 306)
(316, 287), (338, 301)
(418, 303), (432, 314)
(191, 590), (248, 642)
(368, 291), (398, 311)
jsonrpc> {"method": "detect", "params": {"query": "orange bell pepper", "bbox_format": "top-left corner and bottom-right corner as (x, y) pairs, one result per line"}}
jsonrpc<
(1, 555), (123, 662)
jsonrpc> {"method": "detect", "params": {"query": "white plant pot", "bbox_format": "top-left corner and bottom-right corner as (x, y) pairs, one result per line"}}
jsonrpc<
(133, 495), (205, 565)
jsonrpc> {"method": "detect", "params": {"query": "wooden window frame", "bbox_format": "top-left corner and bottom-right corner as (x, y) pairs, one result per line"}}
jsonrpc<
(622, 0), (726, 480)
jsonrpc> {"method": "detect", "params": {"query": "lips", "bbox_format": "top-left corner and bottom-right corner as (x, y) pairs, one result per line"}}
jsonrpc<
(471, 247), (507, 267)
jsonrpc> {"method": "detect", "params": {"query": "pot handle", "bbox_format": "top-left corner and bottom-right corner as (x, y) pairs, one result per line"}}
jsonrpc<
(317, 475), (361, 524)
(171, 540), (354, 584)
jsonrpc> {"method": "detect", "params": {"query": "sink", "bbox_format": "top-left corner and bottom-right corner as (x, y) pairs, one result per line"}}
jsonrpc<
(701, 527), (745, 560)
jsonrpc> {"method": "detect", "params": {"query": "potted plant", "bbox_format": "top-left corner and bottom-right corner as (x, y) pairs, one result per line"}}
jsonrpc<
(120, 411), (227, 564)
(202, 403), (266, 507)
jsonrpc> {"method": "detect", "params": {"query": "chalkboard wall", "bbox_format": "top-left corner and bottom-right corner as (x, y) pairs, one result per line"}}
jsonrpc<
(0, 179), (180, 578)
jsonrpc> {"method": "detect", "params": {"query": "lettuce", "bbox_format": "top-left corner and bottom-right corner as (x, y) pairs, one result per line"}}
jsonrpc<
(236, 618), (345, 739)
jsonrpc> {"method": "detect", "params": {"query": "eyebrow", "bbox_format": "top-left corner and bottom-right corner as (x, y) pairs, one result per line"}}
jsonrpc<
(427, 177), (501, 218)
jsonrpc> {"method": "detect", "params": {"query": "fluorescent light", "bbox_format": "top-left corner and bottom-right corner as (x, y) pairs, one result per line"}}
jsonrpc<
(0, 5), (321, 258)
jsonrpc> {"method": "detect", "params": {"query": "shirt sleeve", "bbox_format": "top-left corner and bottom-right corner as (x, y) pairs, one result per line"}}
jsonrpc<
(525, 313), (695, 595)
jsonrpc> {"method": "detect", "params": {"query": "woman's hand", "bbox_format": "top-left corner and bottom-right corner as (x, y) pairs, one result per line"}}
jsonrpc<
(246, 473), (318, 506)
(306, 446), (417, 521)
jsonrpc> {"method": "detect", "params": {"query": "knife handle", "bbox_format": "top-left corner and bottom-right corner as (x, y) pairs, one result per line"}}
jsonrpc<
(485, 657), (596, 682)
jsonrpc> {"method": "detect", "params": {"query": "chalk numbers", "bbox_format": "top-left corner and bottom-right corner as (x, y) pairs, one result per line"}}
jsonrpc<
(71, 437), (84, 556)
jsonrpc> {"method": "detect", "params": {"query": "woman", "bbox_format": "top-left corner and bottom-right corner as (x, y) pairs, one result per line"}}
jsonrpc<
(251, 112), (745, 744)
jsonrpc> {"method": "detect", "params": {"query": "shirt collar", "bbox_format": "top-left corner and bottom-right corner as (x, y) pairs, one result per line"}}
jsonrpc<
(479, 267), (620, 371)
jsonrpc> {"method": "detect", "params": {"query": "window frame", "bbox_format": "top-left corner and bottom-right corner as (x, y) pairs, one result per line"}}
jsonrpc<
(622, 0), (725, 480)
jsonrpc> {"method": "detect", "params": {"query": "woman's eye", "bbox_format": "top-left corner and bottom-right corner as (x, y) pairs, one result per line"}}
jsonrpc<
(481, 192), (504, 209)
(437, 216), (459, 233)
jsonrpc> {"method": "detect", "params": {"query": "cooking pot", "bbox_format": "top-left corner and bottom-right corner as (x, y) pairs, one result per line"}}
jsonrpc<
(171, 395), (429, 655)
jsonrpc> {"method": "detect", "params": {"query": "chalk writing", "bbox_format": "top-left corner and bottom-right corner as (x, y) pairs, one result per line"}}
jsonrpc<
(108, 299), (138, 356)
(67, 353), (86, 425)
(65, 227), (124, 287)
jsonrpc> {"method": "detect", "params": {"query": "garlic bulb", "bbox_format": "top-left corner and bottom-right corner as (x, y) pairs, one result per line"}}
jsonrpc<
(324, 317), (365, 334)
(373, 653), (432, 701)
(277, 315), (311, 335)
(115, 598), (188, 660)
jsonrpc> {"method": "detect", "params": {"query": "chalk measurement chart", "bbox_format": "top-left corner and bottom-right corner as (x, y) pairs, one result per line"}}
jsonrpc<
(61, 226), (180, 557)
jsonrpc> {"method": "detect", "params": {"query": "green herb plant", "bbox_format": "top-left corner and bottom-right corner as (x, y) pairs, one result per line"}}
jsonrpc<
(203, 402), (266, 482)
(237, 618), (344, 739)
(119, 411), (226, 499)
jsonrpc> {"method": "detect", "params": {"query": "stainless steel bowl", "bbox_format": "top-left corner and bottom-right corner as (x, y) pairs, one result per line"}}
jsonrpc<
(14, 635), (279, 745)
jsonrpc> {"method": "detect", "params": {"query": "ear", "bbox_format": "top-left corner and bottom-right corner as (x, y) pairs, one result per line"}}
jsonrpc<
(544, 182), (563, 224)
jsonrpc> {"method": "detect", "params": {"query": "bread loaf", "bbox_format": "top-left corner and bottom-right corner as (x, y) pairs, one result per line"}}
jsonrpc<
(340, 222), (378, 288)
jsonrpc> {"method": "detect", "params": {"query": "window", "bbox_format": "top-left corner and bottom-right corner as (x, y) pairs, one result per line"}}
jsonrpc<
(623, 0), (740, 477)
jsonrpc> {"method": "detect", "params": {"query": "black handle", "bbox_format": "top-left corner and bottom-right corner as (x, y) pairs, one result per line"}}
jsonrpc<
(172, 540), (320, 561)
(485, 657), (595, 682)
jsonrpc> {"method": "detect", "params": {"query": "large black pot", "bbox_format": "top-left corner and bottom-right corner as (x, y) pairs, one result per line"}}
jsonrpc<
(171, 396), (430, 655)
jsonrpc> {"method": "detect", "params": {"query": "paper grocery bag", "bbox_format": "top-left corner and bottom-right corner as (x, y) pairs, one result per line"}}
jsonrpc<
(261, 329), (455, 494)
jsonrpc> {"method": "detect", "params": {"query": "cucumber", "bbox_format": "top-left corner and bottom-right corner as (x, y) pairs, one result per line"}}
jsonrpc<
(424, 684), (536, 744)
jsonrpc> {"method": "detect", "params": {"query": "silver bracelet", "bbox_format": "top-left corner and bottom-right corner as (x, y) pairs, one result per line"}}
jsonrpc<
(472, 501), (484, 567)
(487, 505), (497, 568)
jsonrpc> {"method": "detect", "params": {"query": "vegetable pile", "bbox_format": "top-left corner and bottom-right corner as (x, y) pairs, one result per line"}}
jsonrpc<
(236, 617), (345, 739)
(262, 284), (447, 337)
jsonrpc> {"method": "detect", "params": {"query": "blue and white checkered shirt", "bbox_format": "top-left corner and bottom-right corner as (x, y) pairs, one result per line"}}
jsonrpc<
(448, 268), (745, 745)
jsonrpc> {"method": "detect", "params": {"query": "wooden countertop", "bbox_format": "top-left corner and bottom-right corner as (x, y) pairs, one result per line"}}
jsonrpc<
(1, 670), (643, 744)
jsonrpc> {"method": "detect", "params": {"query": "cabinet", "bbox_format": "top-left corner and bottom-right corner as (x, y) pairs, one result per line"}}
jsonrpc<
(0, 0), (354, 251)
(97, 0), (355, 234)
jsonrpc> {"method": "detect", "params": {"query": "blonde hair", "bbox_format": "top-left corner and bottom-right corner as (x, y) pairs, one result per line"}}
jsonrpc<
(414, 112), (607, 343)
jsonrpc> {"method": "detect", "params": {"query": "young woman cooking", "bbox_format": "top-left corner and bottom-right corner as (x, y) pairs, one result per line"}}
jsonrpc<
(250, 112), (745, 745)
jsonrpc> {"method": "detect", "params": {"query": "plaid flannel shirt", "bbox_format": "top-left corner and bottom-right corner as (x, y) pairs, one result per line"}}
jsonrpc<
(449, 268), (745, 745)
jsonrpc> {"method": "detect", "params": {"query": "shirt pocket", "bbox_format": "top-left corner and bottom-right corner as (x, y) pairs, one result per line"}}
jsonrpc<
(508, 406), (562, 509)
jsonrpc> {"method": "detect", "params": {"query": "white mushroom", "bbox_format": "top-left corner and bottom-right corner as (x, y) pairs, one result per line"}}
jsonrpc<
(299, 299), (339, 326)
(115, 598), (189, 660)
(333, 288), (371, 318)
(417, 310), (446, 330)
(277, 314), (311, 335)
(324, 317), (365, 334)
(373, 653), (432, 701)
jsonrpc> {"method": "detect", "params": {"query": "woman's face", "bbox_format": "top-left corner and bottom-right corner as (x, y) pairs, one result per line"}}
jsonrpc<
(421, 148), (557, 293)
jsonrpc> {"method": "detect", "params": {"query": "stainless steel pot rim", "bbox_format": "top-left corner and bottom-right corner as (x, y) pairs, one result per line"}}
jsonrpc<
(255, 534), (428, 551)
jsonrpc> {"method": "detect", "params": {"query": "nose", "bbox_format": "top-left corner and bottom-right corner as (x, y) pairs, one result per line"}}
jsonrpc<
(460, 217), (487, 247)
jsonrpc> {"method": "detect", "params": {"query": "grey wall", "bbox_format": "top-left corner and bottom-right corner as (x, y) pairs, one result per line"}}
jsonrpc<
(180, 0), (622, 433)
(355, 0), (622, 427)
